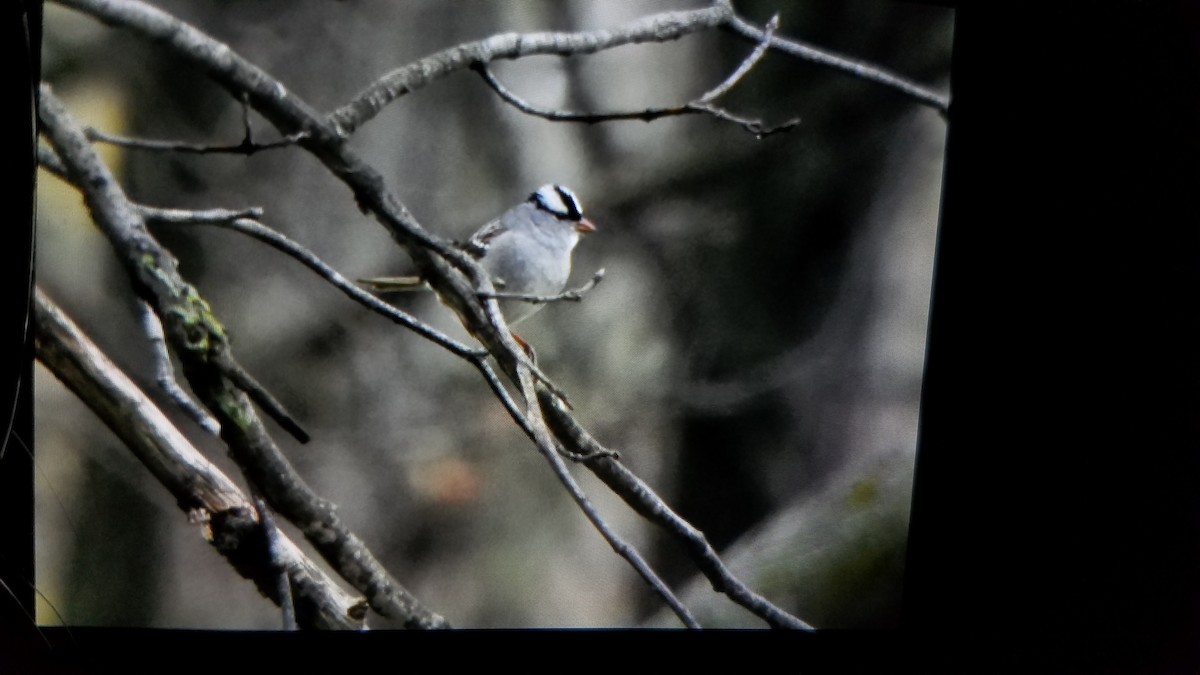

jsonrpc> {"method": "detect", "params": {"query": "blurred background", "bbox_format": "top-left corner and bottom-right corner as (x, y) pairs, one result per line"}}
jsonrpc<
(34, 0), (952, 628)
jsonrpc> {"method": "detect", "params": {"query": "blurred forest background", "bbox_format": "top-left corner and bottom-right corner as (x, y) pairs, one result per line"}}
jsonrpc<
(34, 0), (953, 628)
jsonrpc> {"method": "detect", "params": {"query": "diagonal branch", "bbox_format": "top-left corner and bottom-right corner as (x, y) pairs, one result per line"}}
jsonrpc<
(32, 287), (365, 630)
(38, 84), (448, 630)
(45, 131), (312, 442)
(723, 7), (950, 115)
(697, 12), (779, 102)
(328, 4), (734, 135)
(468, 13), (798, 139)
(52, 0), (815, 629)
(138, 299), (220, 436)
(538, 387), (816, 630)
(148, 213), (577, 408)
(512, 361), (700, 628)
(150, 215), (488, 361)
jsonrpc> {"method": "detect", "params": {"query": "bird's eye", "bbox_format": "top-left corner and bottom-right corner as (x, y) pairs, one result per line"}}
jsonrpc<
(553, 185), (583, 220)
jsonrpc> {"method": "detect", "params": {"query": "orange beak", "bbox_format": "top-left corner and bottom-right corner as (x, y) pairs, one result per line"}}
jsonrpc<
(576, 217), (596, 234)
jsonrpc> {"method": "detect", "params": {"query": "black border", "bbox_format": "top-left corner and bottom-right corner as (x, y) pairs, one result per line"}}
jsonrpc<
(904, 4), (1200, 670)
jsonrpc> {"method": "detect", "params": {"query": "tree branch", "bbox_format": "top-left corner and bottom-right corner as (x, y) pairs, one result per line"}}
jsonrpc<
(32, 287), (365, 630)
(538, 387), (816, 630)
(151, 214), (488, 361)
(465, 12), (802, 137)
(38, 84), (448, 630)
(138, 299), (220, 436)
(723, 7), (950, 115)
(251, 495), (298, 631)
(474, 62), (798, 138)
(51, 0), (820, 629)
(328, 3), (735, 135)
(85, 93), (308, 155)
(697, 13), (779, 102)
(139, 205), (265, 224)
(512, 358), (700, 628)
(84, 125), (306, 155)
(479, 268), (606, 305)
(468, 13), (798, 137)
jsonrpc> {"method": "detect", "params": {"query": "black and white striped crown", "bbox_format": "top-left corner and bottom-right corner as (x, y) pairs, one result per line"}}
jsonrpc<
(530, 184), (584, 221)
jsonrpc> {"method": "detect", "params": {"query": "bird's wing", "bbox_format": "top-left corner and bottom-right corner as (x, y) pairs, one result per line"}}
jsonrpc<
(462, 219), (508, 259)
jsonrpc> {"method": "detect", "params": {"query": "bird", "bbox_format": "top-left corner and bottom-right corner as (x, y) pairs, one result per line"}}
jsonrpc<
(360, 183), (596, 333)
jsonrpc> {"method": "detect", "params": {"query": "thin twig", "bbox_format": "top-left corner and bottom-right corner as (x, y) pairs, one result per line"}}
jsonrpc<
(206, 215), (586, 411)
(139, 205), (491, 363)
(52, 0), (815, 629)
(33, 288), (365, 629)
(329, 4), (735, 134)
(140, 205), (265, 224)
(724, 8), (950, 115)
(697, 13), (779, 102)
(39, 84), (448, 630)
(538, 387), (815, 630)
(36, 143), (67, 177)
(479, 268), (606, 305)
(154, 210), (586, 435)
(84, 125), (308, 155)
(139, 299), (221, 436)
(253, 495), (297, 631)
(154, 215), (487, 361)
(217, 362), (310, 444)
(513, 364), (700, 629)
(474, 63), (799, 138)
(468, 276), (578, 410)
(154, 208), (583, 432)
(472, 358), (535, 438)
(476, 357), (613, 464)
(477, 354), (690, 624)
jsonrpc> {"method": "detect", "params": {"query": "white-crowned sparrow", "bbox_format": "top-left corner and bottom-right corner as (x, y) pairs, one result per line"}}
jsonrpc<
(361, 184), (596, 326)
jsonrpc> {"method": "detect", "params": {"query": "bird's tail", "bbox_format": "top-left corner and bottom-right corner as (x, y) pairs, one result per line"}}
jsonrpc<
(357, 276), (428, 292)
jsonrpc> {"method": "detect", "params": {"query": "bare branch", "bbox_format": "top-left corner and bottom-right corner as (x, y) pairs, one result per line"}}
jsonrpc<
(83, 95), (309, 155)
(138, 299), (220, 436)
(38, 85), (448, 630)
(32, 287), (365, 630)
(474, 63), (688, 124)
(53, 0), (529, 366)
(538, 388), (816, 630)
(147, 210), (579, 416)
(724, 8), (950, 115)
(476, 341), (697, 626)
(84, 125), (307, 155)
(329, 4), (734, 134)
(479, 268), (606, 305)
(36, 143), (67, 177)
(51, 0), (817, 629)
(474, 61), (799, 138)
(513, 363), (700, 628)
(697, 13), (779, 103)
(218, 361), (310, 444)
(252, 496), (297, 631)
(139, 205), (265, 224)
(153, 215), (488, 361)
